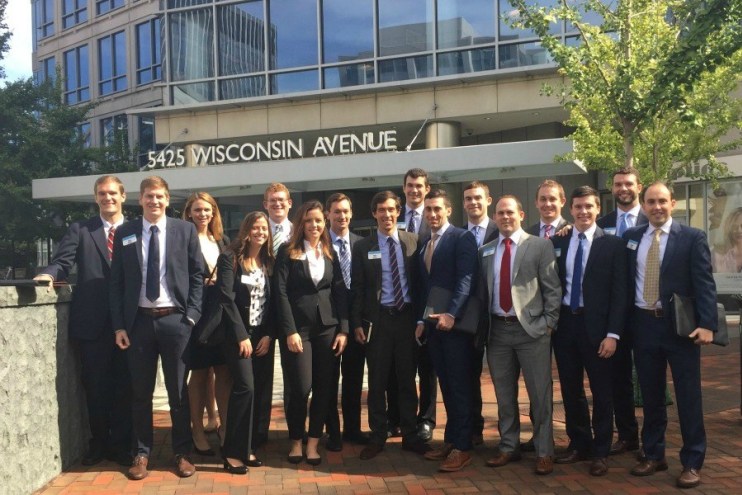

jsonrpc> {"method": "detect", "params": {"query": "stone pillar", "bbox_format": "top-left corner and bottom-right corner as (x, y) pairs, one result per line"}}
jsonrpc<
(425, 121), (461, 149)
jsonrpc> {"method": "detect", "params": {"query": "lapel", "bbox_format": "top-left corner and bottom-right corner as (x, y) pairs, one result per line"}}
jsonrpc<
(133, 218), (144, 269)
(369, 232), (383, 290)
(89, 217), (110, 267)
(166, 218), (177, 287)
(321, 251), (333, 287)
(555, 234), (571, 282)
(483, 240), (497, 299)
(660, 222), (681, 275)
(430, 228), (454, 269)
(512, 232), (531, 279)
(584, 227), (604, 275)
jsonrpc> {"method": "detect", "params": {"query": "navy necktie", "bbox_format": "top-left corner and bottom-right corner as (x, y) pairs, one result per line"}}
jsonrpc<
(407, 210), (416, 233)
(337, 238), (351, 289)
(387, 237), (405, 310)
(146, 225), (160, 302)
(570, 233), (585, 311)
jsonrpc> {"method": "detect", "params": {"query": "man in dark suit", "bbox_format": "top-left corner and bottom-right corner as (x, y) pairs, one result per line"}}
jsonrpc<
(462, 180), (498, 446)
(551, 186), (628, 476)
(111, 176), (204, 480)
(35, 175), (132, 467)
(325, 193), (369, 450)
(415, 189), (478, 472)
(351, 191), (431, 460)
(596, 166), (645, 456)
(526, 180), (569, 238)
(624, 182), (717, 489)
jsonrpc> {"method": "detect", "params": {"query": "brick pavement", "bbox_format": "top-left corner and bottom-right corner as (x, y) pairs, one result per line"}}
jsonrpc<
(36, 331), (741, 495)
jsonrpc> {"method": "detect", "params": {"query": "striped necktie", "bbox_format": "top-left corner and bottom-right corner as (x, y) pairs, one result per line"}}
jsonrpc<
(387, 237), (405, 310)
(107, 226), (116, 261)
(407, 210), (416, 233)
(336, 238), (351, 289)
(272, 224), (284, 255)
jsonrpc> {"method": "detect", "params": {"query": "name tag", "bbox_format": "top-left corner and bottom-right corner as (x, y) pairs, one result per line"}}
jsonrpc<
(122, 234), (136, 246)
(368, 250), (382, 260)
(627, 240), (638, 251)
(604, 227), (616, 236)
(482, 247), (495, 258)
(240, 274), (251, 285)
(554, 248), (562, 258)
(397, 222), (406, 230)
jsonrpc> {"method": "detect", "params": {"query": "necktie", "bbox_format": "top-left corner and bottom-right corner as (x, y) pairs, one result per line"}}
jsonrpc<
(407, 210), (416, 234)
(146, 225), (160, 302)
(617, 213), (631, 237)
(107, 226), (116, 261)
(543, 224), (553, 239)
(499, 238), (513, 312)
(424, 233), (439, 273)
(337, 238), (351, 289)
(272, 224), (284, 255)
(570, 233), (585, 311)
(387, 237), (405, 310)
(471, 225), (481, 247)
(643, 229), (662, 306)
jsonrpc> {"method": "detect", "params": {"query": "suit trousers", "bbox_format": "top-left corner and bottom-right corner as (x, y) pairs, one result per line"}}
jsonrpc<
(553, 309), (614, 458)
(631, 308), (706, 469)
(428, 324), (474, 451)
(222, 339), (255, 460)
(366, 306), (419, 446)
(324, 334), (366, 437)
(283, 325), (338, 440)
(251, 339), (275, 449)
(416, 343), (438, 427)
(470, 345), (485, 437)
(487, 319), (554, 457)
(77, 331), (132, 457)
(325, 358), (342, 439)
(127, 311), (192, 457)
(612, 335), (639, 442)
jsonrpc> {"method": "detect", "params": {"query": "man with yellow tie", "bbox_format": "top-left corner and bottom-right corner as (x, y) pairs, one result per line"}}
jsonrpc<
(623, 182), (717, 489)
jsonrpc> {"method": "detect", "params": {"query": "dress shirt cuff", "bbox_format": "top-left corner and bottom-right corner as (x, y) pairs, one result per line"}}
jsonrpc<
(606, 332), (620, 340)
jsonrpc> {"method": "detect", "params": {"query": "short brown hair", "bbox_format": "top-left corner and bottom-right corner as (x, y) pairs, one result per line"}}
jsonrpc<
(140, 176), (170, 196)
(370, 191), (401, 214)
(325, 192), (352, 212)
(496, 194), (524, 212)
(94, 175), (125, 195)
(425, 189), (451, 208)
(264, 182), (291, 201)
(612, 166), (642, 184)
(182, 192), (224, 241)
(403, 168), (429, 187)
(569, 186), (600, 207)
(535, 179), (565, 201)
(462, 181), (490, 196)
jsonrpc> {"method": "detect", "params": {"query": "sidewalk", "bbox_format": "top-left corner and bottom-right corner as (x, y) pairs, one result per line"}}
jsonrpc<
(37, 330), (741, 494)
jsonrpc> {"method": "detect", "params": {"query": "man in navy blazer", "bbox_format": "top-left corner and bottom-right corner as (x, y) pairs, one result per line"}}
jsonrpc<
(551, 186), (628, 476)
(624, 182), (717, 489)
(415, 189), (478, 472)
(111, 176), (204, 481)
(35, 175), (132, 467)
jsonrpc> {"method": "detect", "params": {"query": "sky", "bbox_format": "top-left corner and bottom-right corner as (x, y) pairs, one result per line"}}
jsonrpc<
(3, 0), (33, 80)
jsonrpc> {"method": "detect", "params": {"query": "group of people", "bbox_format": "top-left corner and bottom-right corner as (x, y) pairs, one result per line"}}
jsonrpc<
(37, 166), (719, 489)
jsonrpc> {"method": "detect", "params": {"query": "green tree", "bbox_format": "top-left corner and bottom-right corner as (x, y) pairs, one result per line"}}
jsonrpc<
(508, 0), (742, 183)
(0, 0), (9, 79)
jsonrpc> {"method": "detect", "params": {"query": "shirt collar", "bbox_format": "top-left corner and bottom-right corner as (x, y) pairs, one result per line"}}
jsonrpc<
(378, 229), (399, 245)
(618, 204), (642, 219)
(649, 218), (673, 236)
(143, 216), (166, 233)
(101, 216), (124, 229)
(303, 240), (322, 253)
(573, 222), (597, 240)
(499, 228), (524, 246)
(406, 204), (424, 217)
(541, 217), (563, 230)
(330, 230), (350, 245)
(269, 217), (292, 231)
(431, 222), (450, 237)
(468, 217), (489, 231)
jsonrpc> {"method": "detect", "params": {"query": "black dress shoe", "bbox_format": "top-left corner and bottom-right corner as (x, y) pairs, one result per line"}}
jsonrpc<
(343, 431), (370, 445)
(555, 449), (587, 464)
(82, 448), (105, 466)
(417, 423), (433, 442)
(223, 459), (248, 475)
(244, 456), (263, 467)
(609, 439), (640, 455)
(387, 426), (402, 438)
(326, 436), (343, 452)
(360, 443), (384, 460)
(287, 454), (303, 464)
(402, 440), (433, 455)
(630, 458), (668, 476)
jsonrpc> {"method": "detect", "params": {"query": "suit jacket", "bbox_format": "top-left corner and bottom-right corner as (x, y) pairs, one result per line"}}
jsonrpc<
(463, 221), (499, 247)
(41, 216), (120, 340)
(273, 245), (349, 337)
(526, 218), (569, 237)
(596, 209), (648, 232)
(404, 207), (430, 239)
(478, 232), (561, 338)
(462, 221), (498, 347)
(552, 227), (629, 346)
(624, 222), (718, 332)
(350, 230), (419, 330)
(332, 231), (362, 315)
(418, 226), (478, 320)
(110, 217), (204, 332)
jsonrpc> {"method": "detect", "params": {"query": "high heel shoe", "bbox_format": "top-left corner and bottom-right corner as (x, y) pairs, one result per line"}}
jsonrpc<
(193, 438), (215, 456)
(223, 459), (248, 475)
(287, 453), (303, 464)
(306, 455), (322, 466)
(245, 456), (263, 468)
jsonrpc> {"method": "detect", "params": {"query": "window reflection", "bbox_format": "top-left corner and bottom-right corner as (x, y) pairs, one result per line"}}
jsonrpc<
(220, 76), (267, 99)
(499, 0), (561, 41)
(378, 0), (433, 56)
(322, 0), (374, 63)
(499, 41), (553, 69)
(378, 55), (432, 82)
(173, 81), (217, 103)
(271, 70), (318, 94)
(270, 0), (318, 69)
(170, 8), (214, 81)
(219, 1), (268, 76)
(437, 0), (495, 49)
(438, 48), (496, 76)
(324, 63), (374, 89)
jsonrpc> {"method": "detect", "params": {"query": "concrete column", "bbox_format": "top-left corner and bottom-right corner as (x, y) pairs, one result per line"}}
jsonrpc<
(425, 121), (461, 149)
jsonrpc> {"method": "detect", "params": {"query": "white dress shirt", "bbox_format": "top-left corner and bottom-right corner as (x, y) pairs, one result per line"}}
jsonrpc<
(491, 228), (524, 316)
(635, 219), (672, 309)
(304, 240), (325, 286)
(139, 217), (175, 308)
(468, 217), (490, 247)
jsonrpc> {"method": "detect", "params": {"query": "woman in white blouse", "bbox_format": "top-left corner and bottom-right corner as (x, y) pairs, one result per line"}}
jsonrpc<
(274, 200), (348, 465)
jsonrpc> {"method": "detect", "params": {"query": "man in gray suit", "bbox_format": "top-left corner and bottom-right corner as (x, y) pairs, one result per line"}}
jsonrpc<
(479, 195), (561, 475)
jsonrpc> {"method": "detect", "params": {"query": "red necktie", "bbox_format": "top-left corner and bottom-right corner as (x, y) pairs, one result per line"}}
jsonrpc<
(499, 238), (513, 312)
(107, 226), (116, 261)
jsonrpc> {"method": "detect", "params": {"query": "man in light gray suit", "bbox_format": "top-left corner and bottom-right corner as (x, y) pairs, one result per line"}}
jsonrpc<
(478, 195), (561, 475)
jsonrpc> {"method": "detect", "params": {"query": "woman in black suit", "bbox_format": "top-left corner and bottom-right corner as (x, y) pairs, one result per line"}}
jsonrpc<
(275, 200), (348, 465)
(214, 211), (275, 474)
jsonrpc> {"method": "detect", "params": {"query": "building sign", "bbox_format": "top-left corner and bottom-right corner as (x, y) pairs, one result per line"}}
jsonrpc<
(145, 130), (397, 169)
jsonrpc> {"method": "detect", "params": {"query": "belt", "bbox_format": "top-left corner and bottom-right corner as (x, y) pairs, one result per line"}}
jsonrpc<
(139, 306), (178, 318)
(561, 305), (584, 315)
(491, 314), (519, 324)
(380, 304), (410, 316)
(637, 307), (664, 318)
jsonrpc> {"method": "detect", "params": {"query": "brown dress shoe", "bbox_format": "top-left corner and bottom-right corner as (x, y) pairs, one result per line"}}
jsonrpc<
(360, 443), (384, 460)
(486, 450), (522, 467)
(630, 459), (668, 476)
(175, 454), (196, 478)
(555, 449), (587, 464)
(609, 439), (640, 455)
(439, 449), (472, 472)
(424, 443), (454, 461)
(535, 456), (554, 475)
(677, 467), (701, 488)
(127, 455), (149, 480)
(590, 458), (609, 476)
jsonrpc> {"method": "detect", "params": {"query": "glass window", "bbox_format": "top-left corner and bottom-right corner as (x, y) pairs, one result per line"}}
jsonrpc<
(499, 0), (561, 42)
(100, 114), (128, 147)
(270, 70), (318, 95)
(378, 55), (433, 82)
(322, 0), (373, 63)
(170, 8), (214, 81)
(269, 0), (317, 69)
(137, 116), (156, 165)
(219, 1), (265, 76)
(220, 76), (267, 99)
(97, 0), (125, 16)
(76, 122), (92, 148)
(172, 81), (216, 104)
(437, 0), (495, 49)
(35, 56), (57, 85)
(63, 0), (88, 29)
(64, 45), (90, 104)
(99, 31), (128, 95)
(378, 0), (433, 56)
(437, 48), (496, 76)
(137, 18), (162, 85)
(167, 0), (212, 7)
(34, 0), (55, 40)
(499, 41), (553, 69)
(323, 63), (374, 89)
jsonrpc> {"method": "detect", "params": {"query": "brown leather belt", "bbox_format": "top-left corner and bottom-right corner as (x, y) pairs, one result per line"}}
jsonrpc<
(637, 307), (664, 318)
(139, 307), (178, 318)
(491, 314), (519, 324)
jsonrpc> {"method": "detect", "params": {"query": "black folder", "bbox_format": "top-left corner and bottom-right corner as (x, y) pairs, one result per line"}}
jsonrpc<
(672, 292), (729, 347)
(423, 286), (480, 334)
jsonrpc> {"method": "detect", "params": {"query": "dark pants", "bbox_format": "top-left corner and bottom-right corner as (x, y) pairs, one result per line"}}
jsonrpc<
(416, 341), (438, 427)
(470, 344), (485, 437)
(251, 338), (275, 449)
(366, 306), (419, 446)
(283, 325), (338, 439)
(325, 358), (342, 439)
(612, 335), (639, 442)
(222, 339), (255, 460)
(341, 335), (367, 435)
(631, 308), (706, 469)
(428, 324), (473, 451)
(77, 330), (132, 457)
(553, 309), (614, 458)
(127, 311), (192, 457)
